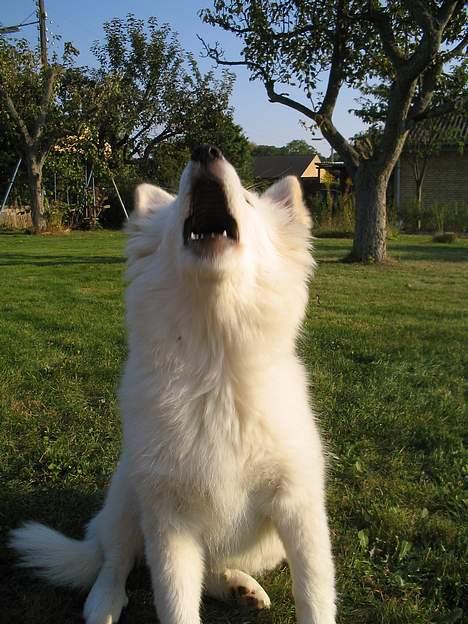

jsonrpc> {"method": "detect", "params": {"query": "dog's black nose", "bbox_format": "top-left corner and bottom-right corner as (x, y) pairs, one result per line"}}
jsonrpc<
(191, 144), (223, 166)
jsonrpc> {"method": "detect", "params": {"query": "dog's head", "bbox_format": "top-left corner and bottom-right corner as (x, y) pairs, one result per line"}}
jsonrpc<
(126, 146), (315, 343)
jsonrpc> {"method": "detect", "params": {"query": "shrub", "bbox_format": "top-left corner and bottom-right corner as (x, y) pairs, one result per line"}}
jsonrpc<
(314, 229), (354, 239)
(432, 232), (457, 243)
(307, 189), (355, 237)
(398, 200), (468, 233)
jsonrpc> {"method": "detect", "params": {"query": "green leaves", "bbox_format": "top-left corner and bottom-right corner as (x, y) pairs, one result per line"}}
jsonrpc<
(358, 528), (369, 549)
(88, 14), (248, 178)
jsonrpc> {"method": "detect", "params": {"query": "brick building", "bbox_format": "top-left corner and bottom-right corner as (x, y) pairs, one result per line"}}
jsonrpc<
(396, 114), (468, 212)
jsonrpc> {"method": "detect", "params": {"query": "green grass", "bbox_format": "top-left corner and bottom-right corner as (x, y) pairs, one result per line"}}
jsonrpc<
(1, 232), (466, 624)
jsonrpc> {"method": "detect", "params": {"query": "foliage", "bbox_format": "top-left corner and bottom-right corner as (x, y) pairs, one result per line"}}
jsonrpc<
(88, 14), (250, 183)
(200, 0), (467, 262)
(0, 17), (251, 228)
(0, 102), (25, 196)
(0, 39), (57, 149)
(0, 37), (91, 230)
(308, 188), (356, 235)
(201, 0), (466, 163)
(251, 139), (320, 157)
(432, 231), (457, 243)
(398, 200), (468, 233)
(355, 56), (468, 131)
(1, 232), (467, 623)
(0, 38), (82, 158)
(353, 60), (468, 180)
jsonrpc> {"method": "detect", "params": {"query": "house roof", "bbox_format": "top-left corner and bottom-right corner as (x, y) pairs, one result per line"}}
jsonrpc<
(253, 155), (316, 179)
(408, 113), (468, 146)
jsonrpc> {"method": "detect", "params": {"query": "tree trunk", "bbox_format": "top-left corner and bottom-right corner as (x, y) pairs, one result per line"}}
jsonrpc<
(25, 152), (46, 233)
(348, 163), (389, 263)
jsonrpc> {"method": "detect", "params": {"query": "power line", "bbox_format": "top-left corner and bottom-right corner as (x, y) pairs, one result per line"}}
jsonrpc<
(20, 9), (37, 25)
(0, 4), (38, 34)
(0, 2), (47, 68)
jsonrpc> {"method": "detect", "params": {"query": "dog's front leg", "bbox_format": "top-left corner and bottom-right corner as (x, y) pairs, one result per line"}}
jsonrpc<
(140, 506), (204, 624)
(271, 491), (336, 624)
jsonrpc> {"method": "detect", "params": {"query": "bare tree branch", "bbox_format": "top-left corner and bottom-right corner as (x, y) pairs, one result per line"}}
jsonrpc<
(199, 36), (274, 85)
(261, 79), (361, 173)
(407, 95), (468, 127)
(398, 1), (462, 83)
(316, 116), (360, 174)
(200, 33), (360, 173)
(0, 84), (32, 144)
(320, 0), (347, 117)
(367, 2), (406, 67)
(441, 32), (468, 61)
(32, 66), (61, 142)
(407, 59), (443, 121)
(200, 9), (318, 40)
(141, 127), (177, 161)
(437, 0), (465, 29)
(116, 112), (159, 151)
(377, 80), (414, 172)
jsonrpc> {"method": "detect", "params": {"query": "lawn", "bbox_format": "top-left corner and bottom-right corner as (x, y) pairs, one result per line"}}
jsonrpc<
(0, 231), (466, 624)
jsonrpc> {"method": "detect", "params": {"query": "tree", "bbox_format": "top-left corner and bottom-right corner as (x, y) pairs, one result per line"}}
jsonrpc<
(0, 39), (62, 231)
(0, 17), (251, 228)
(251, 139), (319, 157)
(89, 15), (250, 182)
(201, 1), (467, 262)
(355, 59), (468, 229)
(250, 144), (286, 156)
(284, 139), (318, 155)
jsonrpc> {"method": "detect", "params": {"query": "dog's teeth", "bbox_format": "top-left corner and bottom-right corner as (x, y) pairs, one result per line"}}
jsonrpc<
(211, 232), (216, 239)
(199, 234), (205, 240)
(222, 230), (227, 238)
(190, 232), (196, 240)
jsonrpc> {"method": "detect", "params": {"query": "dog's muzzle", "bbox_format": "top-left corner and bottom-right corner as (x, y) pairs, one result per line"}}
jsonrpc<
(183, 146), (239, 258)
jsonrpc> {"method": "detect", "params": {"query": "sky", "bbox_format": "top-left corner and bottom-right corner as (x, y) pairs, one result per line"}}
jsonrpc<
(2, 0), (366, 154)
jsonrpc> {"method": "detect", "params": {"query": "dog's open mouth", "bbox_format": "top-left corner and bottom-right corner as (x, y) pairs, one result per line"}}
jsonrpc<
(183, 177), (239, 257)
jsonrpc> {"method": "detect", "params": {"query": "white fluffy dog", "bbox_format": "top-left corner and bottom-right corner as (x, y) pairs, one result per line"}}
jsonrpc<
(11, 146), (336, 624)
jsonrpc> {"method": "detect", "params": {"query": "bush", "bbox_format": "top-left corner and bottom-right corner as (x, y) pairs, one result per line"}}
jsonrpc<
(398, 200), (468, 233)
(307, 189), (355, 235)
(432, 232), (457, 243)
(314, 229), (354, 238)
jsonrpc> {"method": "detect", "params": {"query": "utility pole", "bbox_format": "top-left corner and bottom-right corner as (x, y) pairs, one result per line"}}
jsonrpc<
(37, 0), (48, 67)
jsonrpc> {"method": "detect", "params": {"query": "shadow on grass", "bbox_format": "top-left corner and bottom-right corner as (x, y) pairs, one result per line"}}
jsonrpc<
(6, 310), (76, 334)
(0, 253), (125, 267)
(390, 243), (468, 262)
(316, 242), (468, 263)
(2, 487), (271, 624)
(314, 244), (352, 262)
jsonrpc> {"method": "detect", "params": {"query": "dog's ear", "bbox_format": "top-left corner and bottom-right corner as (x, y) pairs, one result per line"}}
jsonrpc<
(134, 183), (174, 216)
(262, 176), (311, 228)
(126, 184), (174, 272)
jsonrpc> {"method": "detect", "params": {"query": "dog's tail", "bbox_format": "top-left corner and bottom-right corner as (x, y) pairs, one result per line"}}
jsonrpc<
(9, 521), (102, 589)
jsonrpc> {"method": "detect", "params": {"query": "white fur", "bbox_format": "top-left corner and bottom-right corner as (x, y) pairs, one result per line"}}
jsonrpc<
(10, 156), (336, 624)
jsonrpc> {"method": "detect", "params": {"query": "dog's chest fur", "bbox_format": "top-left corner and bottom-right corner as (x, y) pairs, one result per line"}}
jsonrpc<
(122, 326), (287, 546)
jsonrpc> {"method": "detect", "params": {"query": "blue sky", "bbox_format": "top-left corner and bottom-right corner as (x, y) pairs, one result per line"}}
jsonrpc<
(2, 0), (366, 153)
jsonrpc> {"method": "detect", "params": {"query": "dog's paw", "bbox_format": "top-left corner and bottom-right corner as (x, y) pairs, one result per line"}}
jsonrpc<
(83, 581), (128, 624)
(224, 569), (271, 610)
